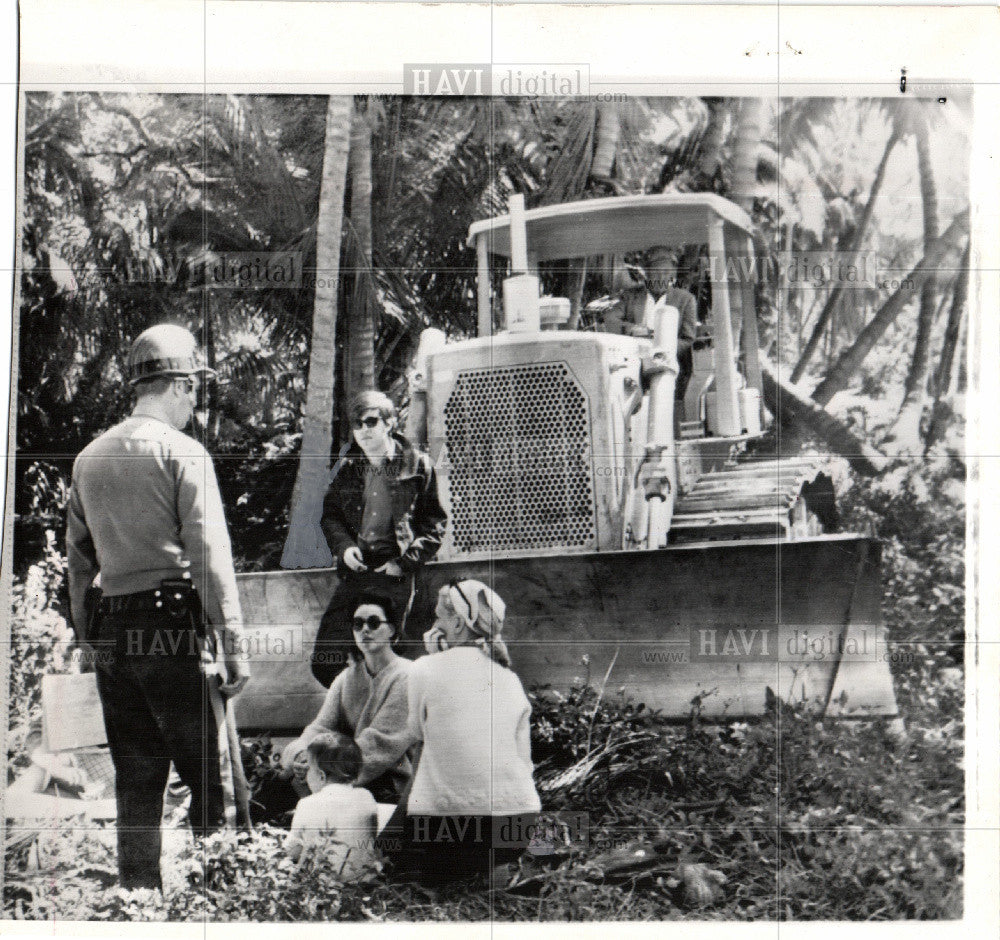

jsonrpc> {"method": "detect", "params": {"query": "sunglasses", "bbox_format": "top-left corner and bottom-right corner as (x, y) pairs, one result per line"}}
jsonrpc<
(352, 415), (382, 429)
(352, 615), (390, 632)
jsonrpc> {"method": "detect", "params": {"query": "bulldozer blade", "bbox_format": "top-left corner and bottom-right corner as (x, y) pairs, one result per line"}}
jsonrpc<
(233, 534), (896, 732)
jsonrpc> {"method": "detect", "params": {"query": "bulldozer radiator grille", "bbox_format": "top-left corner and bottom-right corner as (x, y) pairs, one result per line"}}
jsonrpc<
(443, 362), (596, 553)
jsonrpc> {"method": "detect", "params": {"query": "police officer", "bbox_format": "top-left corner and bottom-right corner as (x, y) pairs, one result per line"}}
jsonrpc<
(66, 324), (251, 890)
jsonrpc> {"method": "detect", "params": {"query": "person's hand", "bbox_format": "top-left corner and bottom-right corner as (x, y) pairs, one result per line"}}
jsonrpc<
(280, 739), (306, 774)
(219, 655), (251, 698)
(343, 546), (367, 572)
(292, 751), (309, 780)
(72, 639), (98, 670)
(278, 744), (310, 791)
(375, 559), (405, 578)
(423, 626), (449, 655)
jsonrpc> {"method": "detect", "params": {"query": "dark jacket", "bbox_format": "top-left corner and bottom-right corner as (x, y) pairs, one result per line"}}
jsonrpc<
(599, 285), (698, 357)
(660, 285), (699, 360)
(320, 433), (447, 573)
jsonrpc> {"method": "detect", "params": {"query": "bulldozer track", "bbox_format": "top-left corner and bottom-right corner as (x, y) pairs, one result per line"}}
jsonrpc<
(672, 456), (832, 542)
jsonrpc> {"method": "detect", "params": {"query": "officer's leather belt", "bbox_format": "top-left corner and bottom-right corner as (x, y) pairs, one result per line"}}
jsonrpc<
(100, 588), (174, 615)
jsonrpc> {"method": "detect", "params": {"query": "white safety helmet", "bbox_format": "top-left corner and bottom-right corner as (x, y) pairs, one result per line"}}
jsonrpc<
(126, 324), (217, 386)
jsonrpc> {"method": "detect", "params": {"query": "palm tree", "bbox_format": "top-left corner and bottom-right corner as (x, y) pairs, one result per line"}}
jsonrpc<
(789, 125), (900, 382)
(889, 102), (939, 450)
(280, 95), (352, 569)
(810, 209), (968, 407)
(729, 98), (766, 214)
(924, 239), (969, 451)
(346, 96), (376, 401)
(695, 98), (728, 184)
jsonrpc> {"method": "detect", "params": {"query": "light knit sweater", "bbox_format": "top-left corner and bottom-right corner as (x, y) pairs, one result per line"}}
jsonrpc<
(400, 646), (542, 816)
(296, 656), (413, 789)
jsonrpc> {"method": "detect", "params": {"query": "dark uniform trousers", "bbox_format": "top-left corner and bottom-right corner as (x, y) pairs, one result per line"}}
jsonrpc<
(94, 606), (236, 890)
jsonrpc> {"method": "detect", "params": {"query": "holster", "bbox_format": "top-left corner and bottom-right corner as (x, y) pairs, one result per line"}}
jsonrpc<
(157, 579), (205, 638)
(159, 580), (221, 677)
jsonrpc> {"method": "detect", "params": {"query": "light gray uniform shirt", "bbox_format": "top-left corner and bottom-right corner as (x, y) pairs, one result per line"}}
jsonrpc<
(66, 415), (243, 643)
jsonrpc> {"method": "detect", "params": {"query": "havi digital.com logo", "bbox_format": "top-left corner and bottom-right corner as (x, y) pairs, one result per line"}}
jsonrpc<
(404, 63), (589, 97)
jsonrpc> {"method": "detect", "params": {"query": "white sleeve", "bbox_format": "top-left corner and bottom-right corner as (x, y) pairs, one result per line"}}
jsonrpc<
(286, 803), (308, 857)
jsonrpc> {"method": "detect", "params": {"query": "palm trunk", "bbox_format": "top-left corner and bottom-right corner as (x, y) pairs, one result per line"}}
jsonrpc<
(204, 294), (221, 440)
(566, 256), (588, 330)
(890, 113), (939, 451)
(924, 240), (970, 452)
(590, 102), (620, 181)
(953, 296), (969, 394)
(811, 210), (968, 407)
(697, 98), (727, 180)
(760, 359), (887, 476)
(281, 95), (352, 569)
(347, 98), (376, 398)
(546, 102), (619, 324)
(729, 98), (765, 213)
(790, 130), (898, 382)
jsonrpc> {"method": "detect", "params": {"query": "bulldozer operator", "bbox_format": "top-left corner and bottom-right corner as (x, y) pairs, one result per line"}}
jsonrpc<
(596, 246), (699, 398)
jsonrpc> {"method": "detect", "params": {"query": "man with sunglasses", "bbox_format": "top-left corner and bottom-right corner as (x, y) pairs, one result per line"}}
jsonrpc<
(66, 323), (251, 890)
(312, 390), (447, 687)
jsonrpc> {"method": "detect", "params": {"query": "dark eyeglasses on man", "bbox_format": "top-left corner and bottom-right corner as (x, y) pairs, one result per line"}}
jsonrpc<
(352, 415), (382, 429)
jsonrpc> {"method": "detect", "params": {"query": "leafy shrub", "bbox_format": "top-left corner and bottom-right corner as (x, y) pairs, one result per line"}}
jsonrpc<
(4, 826), (385, 922)
(212, 426), (299, 572)
(777, 706), (963, 919)
(839, 457), (965, 729)
(240, 735), (301, 826)
(11, 462), (71, 575)
(529, 659), (656, 769)
(840, 458), (964, 639)
(176, 828), (382, 921)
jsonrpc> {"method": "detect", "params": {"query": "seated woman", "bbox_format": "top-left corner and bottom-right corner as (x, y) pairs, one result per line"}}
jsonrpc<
(282, 591), (413, 804)
(380, 580), (541, 883)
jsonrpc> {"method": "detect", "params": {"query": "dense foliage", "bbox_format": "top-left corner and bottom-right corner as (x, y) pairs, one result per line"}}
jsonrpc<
(4, 536), (75, 777)
(5, 629), (962, 920)
(12, 93), (971, 572)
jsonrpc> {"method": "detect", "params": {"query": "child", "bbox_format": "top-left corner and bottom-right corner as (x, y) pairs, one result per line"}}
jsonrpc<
(285, 732), (378, 880)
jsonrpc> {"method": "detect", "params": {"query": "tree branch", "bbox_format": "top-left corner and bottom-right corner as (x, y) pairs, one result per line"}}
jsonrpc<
(78, 145), (147, 159)
(87, 94), (153, 147)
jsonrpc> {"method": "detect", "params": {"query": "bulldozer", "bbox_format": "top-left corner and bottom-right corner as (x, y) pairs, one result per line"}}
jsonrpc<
(234, 193), (898, 731)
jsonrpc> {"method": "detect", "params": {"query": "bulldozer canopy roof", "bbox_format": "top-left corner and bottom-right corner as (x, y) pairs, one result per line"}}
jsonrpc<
(467, 193), (754, 262)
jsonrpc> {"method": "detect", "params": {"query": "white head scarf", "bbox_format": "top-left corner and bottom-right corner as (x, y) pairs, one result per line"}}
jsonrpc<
(447, 580), (506, 637)
(443, 580), (511, 667)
